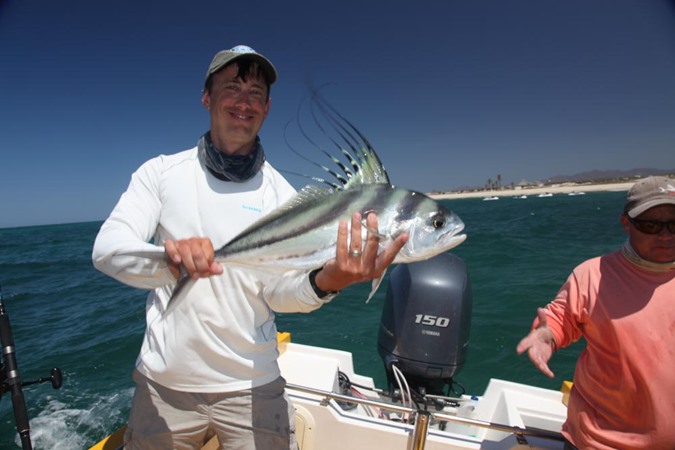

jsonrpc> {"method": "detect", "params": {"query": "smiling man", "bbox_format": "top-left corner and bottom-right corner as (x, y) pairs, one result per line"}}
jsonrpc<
(517, 176), (675, 450)
(92, 45), (406, 450)
(202, 51), (271, 156)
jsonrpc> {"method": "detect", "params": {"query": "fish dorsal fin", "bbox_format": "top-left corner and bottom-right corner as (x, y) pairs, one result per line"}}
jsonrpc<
(310, 90), (390, 189)
(282, 88), (391, 190)
(341, 143), (390, 189)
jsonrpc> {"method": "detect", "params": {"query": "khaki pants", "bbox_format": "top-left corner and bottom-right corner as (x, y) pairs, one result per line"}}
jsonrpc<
(125, 370), (298, 450)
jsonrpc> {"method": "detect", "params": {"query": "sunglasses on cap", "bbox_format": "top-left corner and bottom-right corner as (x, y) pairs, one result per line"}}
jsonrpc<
(628, 217), (675, 234)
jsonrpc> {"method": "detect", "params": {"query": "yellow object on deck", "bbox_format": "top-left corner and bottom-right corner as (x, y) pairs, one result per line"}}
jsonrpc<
(277, 331), (291, 343)
(88, 425), (125, 450)
(278, 331), (291, 355)
(560, 380), (573, 406)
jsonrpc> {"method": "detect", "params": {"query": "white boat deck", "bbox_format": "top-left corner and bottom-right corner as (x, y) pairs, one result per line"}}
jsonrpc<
(279, 341), (567, 450)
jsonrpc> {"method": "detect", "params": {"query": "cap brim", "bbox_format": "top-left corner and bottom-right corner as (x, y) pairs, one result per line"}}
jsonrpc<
(628, 198), (675, 217)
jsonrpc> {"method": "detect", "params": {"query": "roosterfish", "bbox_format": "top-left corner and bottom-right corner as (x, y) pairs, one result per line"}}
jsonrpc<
(138, 93), (467, 310)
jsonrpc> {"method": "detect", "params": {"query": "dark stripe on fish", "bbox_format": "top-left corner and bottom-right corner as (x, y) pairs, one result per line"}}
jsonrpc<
(216, 186), (383, 259)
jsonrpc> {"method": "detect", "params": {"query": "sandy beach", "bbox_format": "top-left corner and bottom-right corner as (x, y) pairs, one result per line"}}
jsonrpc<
(428, 181), (634, 200)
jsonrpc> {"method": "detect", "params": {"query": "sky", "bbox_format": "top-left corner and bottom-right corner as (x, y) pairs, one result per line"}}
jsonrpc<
(1, 0), (674, 228)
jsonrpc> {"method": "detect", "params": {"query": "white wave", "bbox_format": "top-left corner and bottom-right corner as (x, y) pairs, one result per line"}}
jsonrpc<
(20, 388), (133, 450)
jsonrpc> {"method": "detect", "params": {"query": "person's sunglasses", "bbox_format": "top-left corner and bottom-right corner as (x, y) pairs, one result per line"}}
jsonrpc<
(628, 217), (675, 235)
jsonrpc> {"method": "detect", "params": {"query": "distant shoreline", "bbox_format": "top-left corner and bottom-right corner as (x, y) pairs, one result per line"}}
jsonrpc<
(428, 181), (633, 200)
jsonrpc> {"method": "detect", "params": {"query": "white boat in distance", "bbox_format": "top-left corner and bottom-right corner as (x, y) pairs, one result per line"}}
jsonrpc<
(90, 254), (567, 450)
(537, 193), (553, 198)
(567, 191), (585, 196)
(482, 196), (499, 201)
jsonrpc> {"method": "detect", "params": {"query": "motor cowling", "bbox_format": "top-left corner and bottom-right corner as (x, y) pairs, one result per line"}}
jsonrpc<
(377, 252), (472, 395)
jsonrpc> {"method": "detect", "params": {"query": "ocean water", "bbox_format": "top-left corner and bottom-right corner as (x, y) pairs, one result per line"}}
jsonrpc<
(0, 190), (628, 449)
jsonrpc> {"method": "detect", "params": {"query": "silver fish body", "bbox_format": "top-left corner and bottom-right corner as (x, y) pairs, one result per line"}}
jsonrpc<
(213, 183), (466, 270)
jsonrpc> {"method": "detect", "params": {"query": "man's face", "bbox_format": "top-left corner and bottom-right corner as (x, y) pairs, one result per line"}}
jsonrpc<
(202, 63), (270, 155)
(621, 204), (675, 263)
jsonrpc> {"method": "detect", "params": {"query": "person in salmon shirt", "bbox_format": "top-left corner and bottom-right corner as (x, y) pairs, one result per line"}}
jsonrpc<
(517, 176), (675, 450)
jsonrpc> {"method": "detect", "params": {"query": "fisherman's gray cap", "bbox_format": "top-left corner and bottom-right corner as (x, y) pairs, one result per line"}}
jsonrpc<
(624, 175), (675, 218)
(205, 45), (277, 87)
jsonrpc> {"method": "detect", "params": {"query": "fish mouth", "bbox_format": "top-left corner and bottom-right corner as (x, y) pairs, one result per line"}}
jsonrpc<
(443, 232), (467, 249)
(446, 233), (467, 248)
(444, 220), (465, 238)
(439, 222), (467, 250)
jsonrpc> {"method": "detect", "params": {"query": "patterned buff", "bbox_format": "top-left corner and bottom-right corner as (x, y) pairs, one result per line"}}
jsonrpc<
(198, 132), (266, 182)
(621, 239), (675, 272)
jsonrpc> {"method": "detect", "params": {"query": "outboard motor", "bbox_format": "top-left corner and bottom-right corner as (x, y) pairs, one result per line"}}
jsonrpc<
(377, 252), (472, 398)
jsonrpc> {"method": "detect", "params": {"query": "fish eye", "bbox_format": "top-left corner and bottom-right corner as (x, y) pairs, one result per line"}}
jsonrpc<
(431, 214), (446, 229)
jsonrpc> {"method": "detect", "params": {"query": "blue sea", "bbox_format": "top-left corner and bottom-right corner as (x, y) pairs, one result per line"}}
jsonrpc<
(0, 190), (628, 449)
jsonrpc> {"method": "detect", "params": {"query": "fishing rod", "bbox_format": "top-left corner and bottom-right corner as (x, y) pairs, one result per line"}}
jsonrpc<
(1, 285), (63, 450)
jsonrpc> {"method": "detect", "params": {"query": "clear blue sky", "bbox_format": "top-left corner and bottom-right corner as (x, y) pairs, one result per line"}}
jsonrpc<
(1, 0), (674, 228)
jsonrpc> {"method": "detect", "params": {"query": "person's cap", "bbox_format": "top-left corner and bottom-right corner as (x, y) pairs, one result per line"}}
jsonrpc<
(204, 45), (277, 87)
(624, 176), (675, 218)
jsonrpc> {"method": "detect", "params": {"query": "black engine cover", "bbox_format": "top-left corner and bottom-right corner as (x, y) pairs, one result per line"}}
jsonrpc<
(377, 252), (472, 388)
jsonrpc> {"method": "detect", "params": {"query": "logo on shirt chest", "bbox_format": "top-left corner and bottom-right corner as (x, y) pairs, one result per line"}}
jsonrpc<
(241, 204), (262, 213)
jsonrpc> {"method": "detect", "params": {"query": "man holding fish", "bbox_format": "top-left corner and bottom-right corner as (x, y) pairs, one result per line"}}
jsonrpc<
(93, 45), (411, 450)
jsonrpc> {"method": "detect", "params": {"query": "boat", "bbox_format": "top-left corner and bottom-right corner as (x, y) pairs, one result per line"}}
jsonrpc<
(567, 191), (585, 196)
(88, 253), (568, 450)
(277, 340), (566, 450)
(537, 193), (553, 198)
(91, 337), (568, 450)
(482, 196), (499, 201)
(512, 195), (528, 199)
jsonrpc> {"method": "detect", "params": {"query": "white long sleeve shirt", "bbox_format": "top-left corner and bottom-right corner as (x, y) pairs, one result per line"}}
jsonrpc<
(92, 146), (330, 392)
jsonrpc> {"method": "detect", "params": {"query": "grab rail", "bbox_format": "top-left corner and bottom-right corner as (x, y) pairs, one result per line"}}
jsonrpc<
(286, 382), (564, 447)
